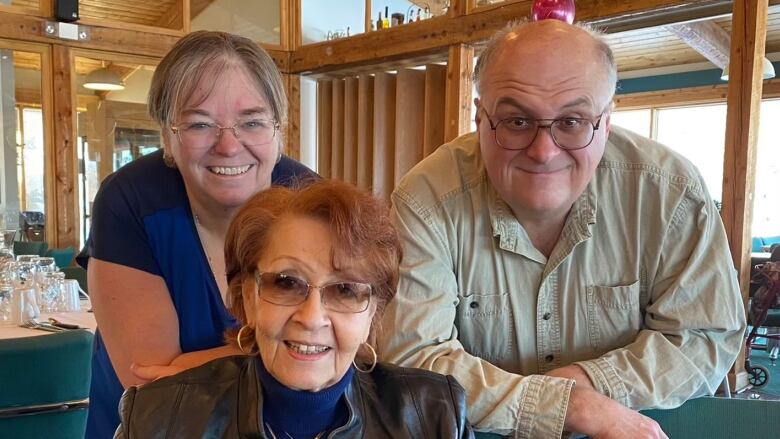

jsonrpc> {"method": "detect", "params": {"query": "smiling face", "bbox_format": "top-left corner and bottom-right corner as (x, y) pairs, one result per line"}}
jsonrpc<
(244, 215), (375, 392)
(167, 63), (280, 213)
(476, 21), (614, 223)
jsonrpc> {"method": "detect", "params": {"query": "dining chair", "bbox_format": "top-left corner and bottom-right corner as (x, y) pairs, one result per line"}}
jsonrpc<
(0, 330), (93, 439)
(46, 246), (76, 268)
(12, 240), (49, 257)
(61, 266), (89, 295)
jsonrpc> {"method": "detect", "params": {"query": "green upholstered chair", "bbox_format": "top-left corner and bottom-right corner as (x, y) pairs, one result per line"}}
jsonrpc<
(45, 246), (76, 268)
(0, 330), (93, 439)
(643, 397), (780, 438)
(12, 240), (49, 257)
(61, 266), (88, 295)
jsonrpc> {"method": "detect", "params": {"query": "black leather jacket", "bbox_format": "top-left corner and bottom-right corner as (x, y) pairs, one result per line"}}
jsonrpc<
(115, 356), (474, 438)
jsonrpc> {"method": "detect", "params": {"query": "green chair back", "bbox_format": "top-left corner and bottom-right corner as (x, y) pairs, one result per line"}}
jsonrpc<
(0, 330), (94, 439)
(45, 246), (76, 268)
(643, 396), (780, 438)
(13, 240), (48, 257)
(61, 266), (88, 295)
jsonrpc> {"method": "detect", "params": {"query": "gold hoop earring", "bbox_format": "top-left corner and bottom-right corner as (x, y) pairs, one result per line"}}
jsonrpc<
(353, 342), (377, 373)
(162, 149), (177, 168)
(237, 325), (255, 354)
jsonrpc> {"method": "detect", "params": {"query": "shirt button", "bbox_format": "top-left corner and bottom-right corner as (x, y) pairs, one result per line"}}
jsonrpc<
(542, 312), (551, 320)
(470, 301), (479, 309)
(545, 354), (554, 362)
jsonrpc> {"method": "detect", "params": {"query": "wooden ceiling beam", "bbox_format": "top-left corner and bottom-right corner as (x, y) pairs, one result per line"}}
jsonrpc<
(0, 11), (178, 58)
(289, 0), (736, 74)
(666, 20), (731, 69)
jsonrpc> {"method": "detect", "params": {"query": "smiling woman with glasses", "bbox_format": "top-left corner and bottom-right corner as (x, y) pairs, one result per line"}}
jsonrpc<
(77, 31), (317, 438)
(113, 180), (474, 439)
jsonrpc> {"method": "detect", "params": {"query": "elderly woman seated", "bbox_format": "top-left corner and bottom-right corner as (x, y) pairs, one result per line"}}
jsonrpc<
(114, 180), (473, 439)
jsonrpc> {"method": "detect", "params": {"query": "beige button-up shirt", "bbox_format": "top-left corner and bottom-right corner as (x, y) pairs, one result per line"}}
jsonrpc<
(378, 127), (746, 438)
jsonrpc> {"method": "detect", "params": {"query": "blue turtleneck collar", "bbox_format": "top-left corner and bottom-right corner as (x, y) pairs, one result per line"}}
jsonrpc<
(256, 357), (354, 438)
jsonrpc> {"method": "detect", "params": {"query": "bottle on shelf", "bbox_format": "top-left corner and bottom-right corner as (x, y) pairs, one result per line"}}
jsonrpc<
(377, 12), (383, 30)
(416, 8), (421, 22)
(383, 6), (390, 28)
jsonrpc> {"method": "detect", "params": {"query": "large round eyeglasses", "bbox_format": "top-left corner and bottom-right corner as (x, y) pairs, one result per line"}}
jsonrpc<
(255, 271), (373, 314)
(481, 108), (604, 151)
(171, 119), (280, 149)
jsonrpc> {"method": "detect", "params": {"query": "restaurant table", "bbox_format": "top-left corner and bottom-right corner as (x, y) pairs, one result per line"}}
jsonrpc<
(0, 300), (96, 340)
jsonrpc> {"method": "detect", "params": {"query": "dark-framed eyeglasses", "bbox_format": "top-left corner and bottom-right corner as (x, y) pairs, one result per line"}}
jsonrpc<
(171, 118), (280, 149)
(481, 108), (604, 151)
(254, 271), (373, 314)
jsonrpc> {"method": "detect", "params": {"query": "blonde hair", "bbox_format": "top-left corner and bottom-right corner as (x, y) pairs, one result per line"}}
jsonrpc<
(148, 31), (287, 160)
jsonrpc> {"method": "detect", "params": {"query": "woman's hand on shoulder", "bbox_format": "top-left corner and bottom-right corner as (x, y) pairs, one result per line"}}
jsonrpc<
(130, 362), (187, 382)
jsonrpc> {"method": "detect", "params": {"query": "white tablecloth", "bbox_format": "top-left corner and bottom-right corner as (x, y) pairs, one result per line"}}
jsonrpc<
(0, 300), (96, 340)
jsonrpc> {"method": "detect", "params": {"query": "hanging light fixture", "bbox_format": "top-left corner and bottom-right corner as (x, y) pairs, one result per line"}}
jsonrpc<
(83, 65), (125, 91)
(720, 58), (776, 81)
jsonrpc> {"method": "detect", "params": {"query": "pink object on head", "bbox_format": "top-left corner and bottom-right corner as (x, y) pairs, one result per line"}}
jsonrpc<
(531, 0), (576, 24)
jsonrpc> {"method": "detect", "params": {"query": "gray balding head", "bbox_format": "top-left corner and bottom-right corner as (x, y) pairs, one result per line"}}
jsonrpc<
(473, 19), (617, 100)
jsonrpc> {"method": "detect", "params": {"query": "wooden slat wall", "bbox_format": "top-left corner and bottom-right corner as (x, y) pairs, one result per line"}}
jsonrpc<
(356, 75), (374, 191)
(373, 72), (396, 200)
(394, 69), (426, 186)
(343, 77), (359, 184)
(423, 64), (447, 157)
(317, 64), (449, 199)
(330, 79), (345, 179)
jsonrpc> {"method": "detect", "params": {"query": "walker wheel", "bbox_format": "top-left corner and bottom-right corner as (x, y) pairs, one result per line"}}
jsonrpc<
(748, 365), (770, 387)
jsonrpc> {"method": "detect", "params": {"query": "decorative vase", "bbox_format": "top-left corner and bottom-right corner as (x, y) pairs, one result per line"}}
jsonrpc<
(531, 0), (576, 24)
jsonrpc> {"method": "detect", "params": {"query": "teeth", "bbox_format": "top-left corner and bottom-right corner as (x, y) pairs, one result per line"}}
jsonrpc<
(208, 165), (251, 175)
(287, 341), (329, 355)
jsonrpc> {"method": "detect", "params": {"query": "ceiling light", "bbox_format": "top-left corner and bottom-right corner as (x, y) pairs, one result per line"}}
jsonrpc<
(720, 58), (776, 81)
(83, 67), (125, 91)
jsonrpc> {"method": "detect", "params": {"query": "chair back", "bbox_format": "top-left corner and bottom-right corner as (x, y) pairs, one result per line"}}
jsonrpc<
(46, 246), (76, 268)
(13, 240), (49, 257)
(61, 266), (88, 295)
(0, 330), (93, 439)
(643, 396), (780, 438)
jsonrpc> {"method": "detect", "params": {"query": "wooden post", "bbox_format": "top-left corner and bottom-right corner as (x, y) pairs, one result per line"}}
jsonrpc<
(281, 0), (301, 51)
(52, 45), (77, 249)
(284, 74), (301, 161)
(721, 0), (769, 392)
(316, 80), (333, 177)
(444, 44), (474, 142)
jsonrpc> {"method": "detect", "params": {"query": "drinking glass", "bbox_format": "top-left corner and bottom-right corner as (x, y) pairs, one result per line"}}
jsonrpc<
(34, 256), (57, 285)
(39, 271), (65, 313)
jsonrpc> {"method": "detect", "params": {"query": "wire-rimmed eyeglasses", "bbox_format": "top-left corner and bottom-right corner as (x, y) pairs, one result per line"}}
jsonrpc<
(255, 271), (373, 314)
(171, 119), (280, 148)
(481, 108), (604, 151)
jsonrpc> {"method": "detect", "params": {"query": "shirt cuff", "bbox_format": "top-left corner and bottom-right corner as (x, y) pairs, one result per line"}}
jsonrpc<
(575, 358), (629, 406)
(515, 375), (574, 439)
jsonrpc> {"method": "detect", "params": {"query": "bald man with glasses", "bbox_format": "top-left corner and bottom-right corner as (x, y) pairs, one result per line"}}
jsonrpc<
(378, 19), (745, 439)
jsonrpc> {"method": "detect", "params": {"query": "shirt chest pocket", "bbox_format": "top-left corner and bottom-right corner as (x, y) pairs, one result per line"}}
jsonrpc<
(586, 281), (642, 354)
(455, 292), (513, 364)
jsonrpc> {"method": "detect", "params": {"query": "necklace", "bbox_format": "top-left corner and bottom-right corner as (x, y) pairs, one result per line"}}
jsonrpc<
(265, 423), (325, 439)
(193, 213), (225, 279)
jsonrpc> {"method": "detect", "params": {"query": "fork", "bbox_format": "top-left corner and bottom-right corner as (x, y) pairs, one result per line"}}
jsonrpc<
(20, 320), (66, 332)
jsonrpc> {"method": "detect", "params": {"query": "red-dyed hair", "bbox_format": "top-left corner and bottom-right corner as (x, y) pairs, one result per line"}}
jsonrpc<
(224, 179), (402, 356)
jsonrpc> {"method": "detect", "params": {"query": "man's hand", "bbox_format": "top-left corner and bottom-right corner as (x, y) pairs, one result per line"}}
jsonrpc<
(546, 364), (595, 390)
(565, 386), (668, 439)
